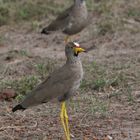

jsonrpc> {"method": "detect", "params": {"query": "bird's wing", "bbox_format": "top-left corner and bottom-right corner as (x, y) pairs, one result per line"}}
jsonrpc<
(21, 64), (76, 108)
(56, 6), (73, 20)
(45, 5), (73, 31)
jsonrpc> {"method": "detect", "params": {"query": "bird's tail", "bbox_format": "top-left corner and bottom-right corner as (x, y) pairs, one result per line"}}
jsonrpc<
(12, 104), (26, 112)
(41, 28), (50, 35)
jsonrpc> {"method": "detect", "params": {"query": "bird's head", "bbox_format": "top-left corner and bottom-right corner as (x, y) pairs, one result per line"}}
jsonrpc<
(65, 42), (86, 60)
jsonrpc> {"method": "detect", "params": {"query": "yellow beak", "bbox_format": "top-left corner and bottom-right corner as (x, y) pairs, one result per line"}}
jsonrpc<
(74, 47), (86, 55)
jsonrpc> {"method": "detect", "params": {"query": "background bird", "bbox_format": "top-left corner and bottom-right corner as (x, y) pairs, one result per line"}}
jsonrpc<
(41, 0), (88, 42)
(12, 42), (86, 140)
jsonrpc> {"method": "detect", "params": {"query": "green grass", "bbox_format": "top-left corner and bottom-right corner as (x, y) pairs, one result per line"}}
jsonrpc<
(0, 0), (94, 26)
(0, 0), (66, 26)
(18, 49), (30, 57)
(86, 0), (94, 11)
(34, 59), (56, 79)
(2, 49), (31, 61)
(34, 63), (49, 79)
(76, 60), (138, 116)
(69, 94), (109, 118)
(0, 56), (57, 100)
(0, 35), (5, 44)
(127, 7), (140, 19)
(0, 75), (40, 101)
(0, 4), (9, 26)
(80, 61), (134, 98)
(0, 75), (39, 94)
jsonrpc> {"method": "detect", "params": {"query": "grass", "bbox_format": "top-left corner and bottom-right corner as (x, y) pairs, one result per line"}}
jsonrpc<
(69, 95), (109, 118)
(0, 0), (139, 36)
(0, 75), (39, 100)
(86, 0), (94, 11)
(0, 0), (94, 26)
(0, 56), (57, 100)
(93, 0), (114, 15)
(2, 0), (134, 36)
(127, 7), (140, 20)
(0, 0), (67, 26)
(2, 49), (31, 61)
(18, 49), (30, 57)
(34, 58), (57, 79)
(91, 0), (140, 36)
(34, 63), (49, 79)
(0, 35), (5, 44)
(70, 61), (133, 117)
(80, 61), (135, 102)
(0, 4), (9, 26)
(74, 59), (138, 117)
(30, 20), (41, 31)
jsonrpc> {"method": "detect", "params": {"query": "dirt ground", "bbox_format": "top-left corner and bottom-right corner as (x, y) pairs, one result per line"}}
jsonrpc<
(0, 1), (140, 140)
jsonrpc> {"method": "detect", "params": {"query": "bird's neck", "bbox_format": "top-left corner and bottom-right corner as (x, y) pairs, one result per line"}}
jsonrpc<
(66, 56), (80, 64)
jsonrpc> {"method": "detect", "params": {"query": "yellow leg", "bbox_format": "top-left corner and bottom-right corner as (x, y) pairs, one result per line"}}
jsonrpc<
(64, 104), (70, 139)
(64, 36), (70, 43)
(60, 102), (71, 140)
(64, 34), (81, 44)
(60, 102), (67, 136)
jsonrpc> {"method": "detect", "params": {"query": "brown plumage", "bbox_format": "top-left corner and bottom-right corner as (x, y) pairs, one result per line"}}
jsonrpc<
(41, 0), (88, 36)
(12, 42), (85, 112)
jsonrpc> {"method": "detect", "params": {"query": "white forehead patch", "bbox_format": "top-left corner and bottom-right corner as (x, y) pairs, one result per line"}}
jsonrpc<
(73, 42), (80, 47)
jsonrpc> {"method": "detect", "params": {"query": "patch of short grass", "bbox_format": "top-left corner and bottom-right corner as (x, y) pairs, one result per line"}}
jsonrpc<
(127, 7), (140, 20)
(34, 63), (49, 79)
(18, 49), (30, 57)
(0, 57), (57, 100)
(86, 0), (94, 11)
(30, 20), (41, 31)
(93, 0), (115, 15)
(97, 19), (115, 35)
(34, 59), (56, 79)
(0, 0), (95, 26)
(77, 60), (138, 117)
(69, 94), (109, 118)
(0, 0), (67, 26)
(81, 61), (130, 92)
(0, 35), (5, 44)
(2, 49), (31, 61)
(0, 4), (9, 26)
(0, 75), (39, 101)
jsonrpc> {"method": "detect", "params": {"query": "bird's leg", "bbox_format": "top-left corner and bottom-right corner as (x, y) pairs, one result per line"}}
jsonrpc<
(64, 35), (70, 43)
(70, 34), (80, 42)
(60, 102), (67, 135)
(60, 102), (70, 140)
(64, 103), (70, 140)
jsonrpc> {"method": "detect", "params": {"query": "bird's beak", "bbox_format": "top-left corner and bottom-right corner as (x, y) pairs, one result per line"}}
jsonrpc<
(74, 47), (86, 56)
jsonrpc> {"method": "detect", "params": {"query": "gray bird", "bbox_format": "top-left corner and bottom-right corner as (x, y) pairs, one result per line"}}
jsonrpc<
(41, 0), (88, 42)
(12, 42), (86, 140)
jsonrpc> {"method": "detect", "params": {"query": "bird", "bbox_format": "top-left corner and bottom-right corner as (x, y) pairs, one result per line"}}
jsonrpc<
(41, 0), (88, 43)
(12, 42), (86, 140)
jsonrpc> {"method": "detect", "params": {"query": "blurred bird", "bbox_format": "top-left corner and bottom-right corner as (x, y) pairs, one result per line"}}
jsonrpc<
(41, 0), (88, 42)
(12, 42), (86, 140)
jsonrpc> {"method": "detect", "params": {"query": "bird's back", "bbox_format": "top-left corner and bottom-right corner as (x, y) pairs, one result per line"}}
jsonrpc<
(20, 61), (83, 108)
(41, 0), (88, 35)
